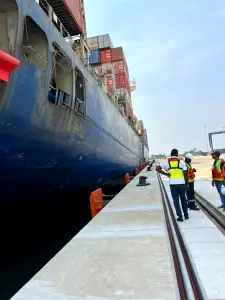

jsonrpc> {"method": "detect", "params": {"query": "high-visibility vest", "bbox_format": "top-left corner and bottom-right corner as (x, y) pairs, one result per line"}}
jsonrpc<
(186, 163), (195, 183)
(222, 163), (225, 178)
(168, 158), (184, 179)
(212, 159), (224, 181)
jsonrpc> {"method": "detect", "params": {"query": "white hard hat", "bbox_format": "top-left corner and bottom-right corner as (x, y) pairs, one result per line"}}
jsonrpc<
(185, 153), (193, 160)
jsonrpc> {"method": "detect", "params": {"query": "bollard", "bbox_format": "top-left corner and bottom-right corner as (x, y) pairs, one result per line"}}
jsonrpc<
(90, 188), (103, 218)
(137, 176), (150, 187)
(124, 173), (130, 185)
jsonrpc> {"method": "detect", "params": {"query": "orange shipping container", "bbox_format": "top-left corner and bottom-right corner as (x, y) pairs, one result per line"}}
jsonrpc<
(113, 60), (127, 74)
(111, 47), (124, 61)
(100, 49), (112, 63)
(115, 73), (127, 89)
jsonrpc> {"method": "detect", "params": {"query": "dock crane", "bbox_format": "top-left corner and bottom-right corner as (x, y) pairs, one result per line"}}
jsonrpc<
(208, 130), (225, 150)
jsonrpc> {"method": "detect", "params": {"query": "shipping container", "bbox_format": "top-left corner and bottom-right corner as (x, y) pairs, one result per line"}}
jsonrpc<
(100, 49), (112, 63)
(64, 0), (84, 32)
(101, 62), (113, 74)
(98, 34), (113, 49)
(47, 0), (86, 35)
(113, 60), (127, 74)
(101, 62), (116, 78)
(113, 59), (130, 81)
(105, 76), (115, 93)
(89, 49), (100, 64)
(115, 73), (127, 89)
(111, 47), (124, 62)
(87, 36), (99, 50)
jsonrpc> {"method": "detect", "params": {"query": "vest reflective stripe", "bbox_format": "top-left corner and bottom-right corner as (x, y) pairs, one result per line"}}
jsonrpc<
(168, 158), (184, 179)
(187, 164), (195, 182)
(212, 160), (224, 181)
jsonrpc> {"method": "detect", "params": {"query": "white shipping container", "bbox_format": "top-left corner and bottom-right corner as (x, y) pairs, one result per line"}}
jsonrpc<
(87, 36), (99, 50)
(98, 34), (113, 49)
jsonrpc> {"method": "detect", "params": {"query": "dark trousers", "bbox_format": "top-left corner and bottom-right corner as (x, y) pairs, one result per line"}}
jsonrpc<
(186, 182), (196, 208)
(170, 184), (188, 218)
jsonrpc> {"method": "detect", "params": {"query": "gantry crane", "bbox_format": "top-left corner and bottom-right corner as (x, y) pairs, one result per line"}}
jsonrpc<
(208, 130), (225, 150)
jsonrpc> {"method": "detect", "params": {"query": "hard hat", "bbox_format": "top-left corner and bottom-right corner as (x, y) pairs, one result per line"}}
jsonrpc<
(185, 153), (193, 160)
(210, 151), (220, 157)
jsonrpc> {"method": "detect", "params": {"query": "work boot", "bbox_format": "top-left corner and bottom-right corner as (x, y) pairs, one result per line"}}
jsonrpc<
(184, 214), (189, 220)
(190, 206), (200, 211)
(177, 217), (183, 222)
(217, 205), (224, 209)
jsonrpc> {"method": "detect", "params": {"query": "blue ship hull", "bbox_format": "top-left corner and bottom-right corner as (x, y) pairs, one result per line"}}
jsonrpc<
(0, 0), (149, 204)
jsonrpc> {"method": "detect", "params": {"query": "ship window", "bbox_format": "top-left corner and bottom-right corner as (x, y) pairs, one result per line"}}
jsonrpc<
(0, 0), (18, 54)
(22, 17), (48, 68)
(49, 43), (73, 108)
(74, 68), (86, 114)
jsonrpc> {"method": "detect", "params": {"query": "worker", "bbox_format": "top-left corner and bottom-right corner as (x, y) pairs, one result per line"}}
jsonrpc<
(156, 149), (189, 222)
(211, 151), (225, 210)
(184, 153), (200, 211)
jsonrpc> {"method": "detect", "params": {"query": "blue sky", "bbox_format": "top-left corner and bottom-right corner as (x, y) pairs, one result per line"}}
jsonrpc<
(84, 0), (225, 154)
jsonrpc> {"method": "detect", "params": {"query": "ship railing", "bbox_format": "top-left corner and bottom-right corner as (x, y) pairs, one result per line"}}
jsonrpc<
(35, 0), (73, 45)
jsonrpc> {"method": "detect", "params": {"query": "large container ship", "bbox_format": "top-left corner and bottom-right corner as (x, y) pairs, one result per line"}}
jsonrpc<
(0, 0), (149, 205)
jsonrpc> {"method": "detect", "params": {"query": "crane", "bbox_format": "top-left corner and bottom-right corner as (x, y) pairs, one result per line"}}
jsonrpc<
(208, 130), (225, 150)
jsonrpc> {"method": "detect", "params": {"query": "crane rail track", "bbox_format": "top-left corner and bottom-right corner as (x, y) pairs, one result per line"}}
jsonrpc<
(195, 191), (225, 234)
(158, 174), (205, 300)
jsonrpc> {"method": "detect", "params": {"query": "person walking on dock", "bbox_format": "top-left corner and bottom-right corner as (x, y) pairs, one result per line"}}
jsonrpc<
(211, 151), (225, 210)
(184, 153), (200, 211)
(156, 149), (189, 222)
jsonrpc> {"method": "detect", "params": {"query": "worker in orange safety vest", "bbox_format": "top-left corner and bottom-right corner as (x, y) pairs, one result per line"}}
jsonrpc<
(184, 153), (200, 211)
(211, 151), (225, 210)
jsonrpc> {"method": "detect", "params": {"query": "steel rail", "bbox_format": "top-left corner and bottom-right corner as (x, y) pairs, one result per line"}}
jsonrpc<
(158, 174), (205, 300)
(195, 191), (225, 234)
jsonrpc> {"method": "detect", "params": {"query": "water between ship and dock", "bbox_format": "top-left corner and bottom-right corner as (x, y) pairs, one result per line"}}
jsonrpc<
(0, 182), (125, 300)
